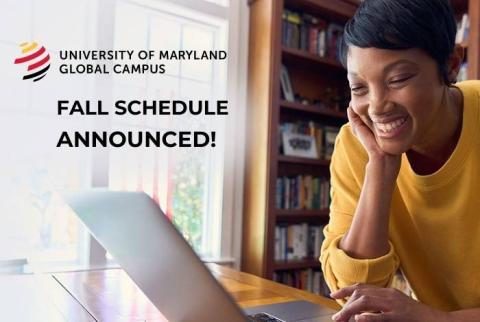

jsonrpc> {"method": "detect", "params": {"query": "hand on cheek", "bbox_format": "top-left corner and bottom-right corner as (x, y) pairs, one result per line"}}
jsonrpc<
(347, 104), (383, 158)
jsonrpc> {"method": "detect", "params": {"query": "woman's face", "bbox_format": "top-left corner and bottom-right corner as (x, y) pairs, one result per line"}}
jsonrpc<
(347, 46), (447, 155)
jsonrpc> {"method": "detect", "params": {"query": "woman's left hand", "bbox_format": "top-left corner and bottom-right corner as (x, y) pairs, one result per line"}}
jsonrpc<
(330, 284), (448, 322)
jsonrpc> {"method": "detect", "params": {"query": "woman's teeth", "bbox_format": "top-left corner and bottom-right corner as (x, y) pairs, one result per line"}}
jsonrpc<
(376, 117), (407, 133)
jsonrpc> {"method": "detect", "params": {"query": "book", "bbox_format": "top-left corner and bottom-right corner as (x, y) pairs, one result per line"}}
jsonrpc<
(275, 226), (282, 260)
(275, 223), (325, 262)
(280, 121), (332, 159)
(274, 269), (329, 296)
(276, 175), (330, 210)
(285, 10), (301, 48)
(455, 13), (469, 47)
(280, 64), (295, 102)
(323, 126), (339, 159)
(326, 23), (344, 60)
(317, 19), (328, 57)
(281, 9), (344, 62)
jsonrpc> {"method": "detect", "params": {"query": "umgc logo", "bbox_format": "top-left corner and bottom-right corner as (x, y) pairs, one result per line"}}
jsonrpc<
(13, 42), (51, 82)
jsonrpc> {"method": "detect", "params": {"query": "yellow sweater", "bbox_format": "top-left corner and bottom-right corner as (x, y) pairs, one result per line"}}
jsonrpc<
(320, 80), (480, 311)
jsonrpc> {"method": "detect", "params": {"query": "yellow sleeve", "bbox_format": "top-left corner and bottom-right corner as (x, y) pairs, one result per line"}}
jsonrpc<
(319, 125), (400, 302)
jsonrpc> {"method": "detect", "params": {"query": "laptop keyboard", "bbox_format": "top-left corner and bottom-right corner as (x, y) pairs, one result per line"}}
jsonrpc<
(247, 312), (285, 322)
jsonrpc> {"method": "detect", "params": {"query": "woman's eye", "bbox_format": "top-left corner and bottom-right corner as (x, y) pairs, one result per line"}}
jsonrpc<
(351, 86), (367, 96)
(389, 76), (412, 84)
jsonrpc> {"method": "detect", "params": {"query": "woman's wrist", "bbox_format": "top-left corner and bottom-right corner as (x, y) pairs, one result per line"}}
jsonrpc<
(367, 155), (401, 186)
(338, 158), (397, 259)
(423, 307), (451, 322)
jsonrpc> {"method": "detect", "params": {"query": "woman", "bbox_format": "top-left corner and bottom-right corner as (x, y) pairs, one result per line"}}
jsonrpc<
(319, 0), (480, 321)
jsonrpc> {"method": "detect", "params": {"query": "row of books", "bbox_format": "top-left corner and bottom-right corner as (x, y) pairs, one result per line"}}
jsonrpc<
(283, 10), (470, 60)
(276, 175), (330, 210)
(279, 122), (339, 160)
(282, 9), (344, 61)
(273, 269), (330, 297)
(274, 224), (325, 261)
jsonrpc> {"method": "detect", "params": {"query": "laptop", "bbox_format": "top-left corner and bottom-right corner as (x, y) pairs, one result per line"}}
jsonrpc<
(63, 190), (337, 322)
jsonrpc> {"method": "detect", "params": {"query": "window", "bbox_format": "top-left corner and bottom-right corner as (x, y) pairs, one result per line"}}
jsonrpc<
(205, 0), (229, 7)
(0, 0), (95, 272)
(107, 0), (228, 258)
(0, 0), (248, 271)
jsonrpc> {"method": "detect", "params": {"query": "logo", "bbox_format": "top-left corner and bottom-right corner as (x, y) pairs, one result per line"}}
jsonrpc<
(14, 42), (50, 82)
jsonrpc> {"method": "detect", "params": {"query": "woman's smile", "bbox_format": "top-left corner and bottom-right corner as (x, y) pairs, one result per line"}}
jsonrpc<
(373, 115), (410, 139)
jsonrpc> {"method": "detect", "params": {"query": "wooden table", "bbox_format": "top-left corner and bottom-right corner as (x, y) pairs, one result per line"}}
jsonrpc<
(0, 264), (340, 322)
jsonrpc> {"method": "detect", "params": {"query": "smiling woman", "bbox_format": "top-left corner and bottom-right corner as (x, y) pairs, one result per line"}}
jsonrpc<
(319, 0), (480, 321)
(345, 47), (464, 164)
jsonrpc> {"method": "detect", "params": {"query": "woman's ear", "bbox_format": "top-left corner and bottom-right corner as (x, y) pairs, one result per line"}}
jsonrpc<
(447, 45), (465, 82)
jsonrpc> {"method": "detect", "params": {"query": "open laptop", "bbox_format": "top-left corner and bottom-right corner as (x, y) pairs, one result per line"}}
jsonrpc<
(63, 190), (337, 322)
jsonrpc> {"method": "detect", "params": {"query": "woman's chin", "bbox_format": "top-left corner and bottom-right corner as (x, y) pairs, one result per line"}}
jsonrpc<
(377, 140), (409, 156)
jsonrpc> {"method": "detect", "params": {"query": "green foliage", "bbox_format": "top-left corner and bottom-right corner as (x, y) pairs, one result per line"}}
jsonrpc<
(172, 150), (206, 254)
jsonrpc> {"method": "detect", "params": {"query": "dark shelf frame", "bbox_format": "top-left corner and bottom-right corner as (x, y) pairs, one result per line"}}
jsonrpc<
(282, 46), (344, 70)
(278, 155), (330, 166)
(280, 100), (347, 120)
(276, 209), (329, 217)
(274, 258), (322, 270)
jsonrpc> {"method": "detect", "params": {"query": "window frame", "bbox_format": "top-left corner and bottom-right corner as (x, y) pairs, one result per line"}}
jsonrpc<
(87, 0), (249, 269)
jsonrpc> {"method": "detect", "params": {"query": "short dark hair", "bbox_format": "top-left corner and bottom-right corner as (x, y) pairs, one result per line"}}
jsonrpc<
(339, 0), (457, 85)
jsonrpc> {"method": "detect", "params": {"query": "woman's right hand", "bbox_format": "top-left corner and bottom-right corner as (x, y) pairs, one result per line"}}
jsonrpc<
(347, 105), (402, 183)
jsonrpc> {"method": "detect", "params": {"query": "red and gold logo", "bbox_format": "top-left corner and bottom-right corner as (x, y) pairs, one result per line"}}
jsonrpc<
(14, 42), (51, 82)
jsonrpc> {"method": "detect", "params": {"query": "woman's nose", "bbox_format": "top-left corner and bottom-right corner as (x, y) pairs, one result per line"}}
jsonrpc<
(368, 86), (389, 115)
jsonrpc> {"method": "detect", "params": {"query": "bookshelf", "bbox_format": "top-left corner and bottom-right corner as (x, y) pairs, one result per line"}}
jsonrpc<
(242, 0), (480, 297)
(242, 0), (353, 297)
